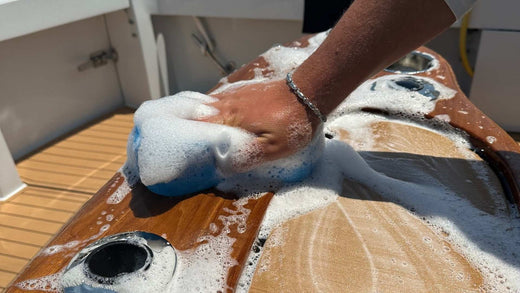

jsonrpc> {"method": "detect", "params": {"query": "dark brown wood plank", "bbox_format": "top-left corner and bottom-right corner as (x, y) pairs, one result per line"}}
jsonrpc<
(7, 173), (273, 292)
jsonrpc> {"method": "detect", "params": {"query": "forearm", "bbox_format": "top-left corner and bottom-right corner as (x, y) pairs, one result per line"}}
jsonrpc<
(293, 0), (456, 115)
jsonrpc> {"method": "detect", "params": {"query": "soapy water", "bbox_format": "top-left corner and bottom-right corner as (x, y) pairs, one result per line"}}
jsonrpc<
(60, 234), (176, 293)
(166, 197), (252, 292)
(123, 90), (324, 197)
(16, 31), (520, 292)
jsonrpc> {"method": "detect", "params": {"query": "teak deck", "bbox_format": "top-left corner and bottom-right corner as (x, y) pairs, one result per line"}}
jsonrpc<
(0, 109), (134, 291)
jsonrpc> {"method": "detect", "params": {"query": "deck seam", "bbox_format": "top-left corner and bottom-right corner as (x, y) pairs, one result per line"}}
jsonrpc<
(19, 184), (96, 196)
(0, 202), (75, 214)
(0, 223), (57, 236)
(0, 108), (133, 289)
(16, 193), (88, 204)
(0, 212), (66, 224)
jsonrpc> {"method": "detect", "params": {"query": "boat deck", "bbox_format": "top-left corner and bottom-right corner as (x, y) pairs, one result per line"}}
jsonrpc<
(1, 106), (519, 291)
(0, 108), (134, 291)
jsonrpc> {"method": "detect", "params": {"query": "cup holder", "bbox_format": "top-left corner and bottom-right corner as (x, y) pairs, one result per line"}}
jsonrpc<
(85, 241), (152, 281)
(62, 231), (176, 292)
(385, 51), (436, 74)
(388, 76), (440, 100)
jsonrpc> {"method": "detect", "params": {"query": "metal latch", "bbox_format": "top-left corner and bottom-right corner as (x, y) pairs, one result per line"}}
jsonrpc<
(77, 48), (118, 72)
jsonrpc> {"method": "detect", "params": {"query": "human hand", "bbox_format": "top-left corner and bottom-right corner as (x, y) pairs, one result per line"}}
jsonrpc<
(200, 79), (322, 171)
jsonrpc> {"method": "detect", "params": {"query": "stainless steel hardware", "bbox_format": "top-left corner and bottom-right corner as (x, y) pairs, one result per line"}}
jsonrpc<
(191, 17), (235, 75)
(78, 48), (118, 72)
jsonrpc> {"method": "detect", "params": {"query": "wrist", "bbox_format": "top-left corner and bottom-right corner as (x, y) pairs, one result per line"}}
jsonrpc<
(286, 71), (327, 123)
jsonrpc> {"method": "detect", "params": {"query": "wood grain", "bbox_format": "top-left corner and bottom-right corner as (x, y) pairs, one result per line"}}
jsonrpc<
(6, 173), (273, 292)
(377, 47), (520, 207)
(250, 114), (500, 292)
(0, 109), (134, 291)
(7, 36), (520, 293)
(250, 196), (484, 292)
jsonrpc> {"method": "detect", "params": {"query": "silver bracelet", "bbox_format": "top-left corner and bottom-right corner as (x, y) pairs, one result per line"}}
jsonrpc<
(286, 72), (327, 123)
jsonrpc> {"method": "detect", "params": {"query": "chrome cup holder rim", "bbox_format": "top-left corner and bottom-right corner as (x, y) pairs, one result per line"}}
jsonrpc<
(63, 231), (177, 290)
(384, 51), (436, 74)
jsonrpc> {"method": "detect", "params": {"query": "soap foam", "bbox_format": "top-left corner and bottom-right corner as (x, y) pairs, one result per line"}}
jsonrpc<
(167, 197), (252, 292)
(328, 74), (457, 121)
(17, 31), (520, 292)
(40, 224), (110, 257)
(106, 173), (132, 204)
(61, 234), (176, 292)
(127, 92), (323, 190)
(210, 31), (329, 95)
(16, 271), (64, 292)
(133, 32), (518, 292)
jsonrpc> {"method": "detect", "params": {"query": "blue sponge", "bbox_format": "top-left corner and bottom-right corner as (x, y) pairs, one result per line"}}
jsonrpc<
(124, 92), (324, 197)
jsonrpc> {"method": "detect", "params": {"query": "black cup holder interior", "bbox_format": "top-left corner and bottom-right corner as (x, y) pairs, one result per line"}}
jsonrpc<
(385, 51), (435, 74)
(386, 76), (440, 100)
(62, 231), (177, 291)
(86, 241), (152, 280)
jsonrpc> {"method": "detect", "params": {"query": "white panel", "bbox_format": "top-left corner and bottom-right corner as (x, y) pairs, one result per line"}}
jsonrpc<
(152, 16), (303, 92)
(0, 128), (25, 200)
(470, 30), (520, 131)
(106, 10), (153, 108)
(130, 0), (161, 100)
(156, 0), (304, 20)
(0, 16), (123, 159)
(468, 0), (520, 30)
(0, 0), (129, 42)
(156, 33), (170, 96)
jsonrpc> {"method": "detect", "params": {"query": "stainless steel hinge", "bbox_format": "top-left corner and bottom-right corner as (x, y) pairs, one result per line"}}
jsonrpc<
(77, 48), (118, 72)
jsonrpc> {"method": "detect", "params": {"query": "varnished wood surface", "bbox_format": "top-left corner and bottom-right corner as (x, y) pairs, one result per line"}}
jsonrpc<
(214, 37), (520, 208)
(1, 109), (134, 291)
(250, 198), (484, 292)
(7, 172), (272, 292)
(211, 38), (520, 291)
(377, 47), (520, 207)
(249, 115), (503, 292)
(5, 35), (520, 293)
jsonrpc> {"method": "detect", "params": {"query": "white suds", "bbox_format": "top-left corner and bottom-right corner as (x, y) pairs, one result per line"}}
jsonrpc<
(435, 114), (451, 122)
(40, 224), (110, 257)
(487, 136), (497, 144)
(16, 271), (64, 292)
(18, 32), (520, 293)
(61, 234), (176, 292)
(106, 171), (132, 204)
(167, 197), (252, 292)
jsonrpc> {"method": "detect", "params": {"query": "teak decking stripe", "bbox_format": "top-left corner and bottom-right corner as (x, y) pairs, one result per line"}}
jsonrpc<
(0, 108), (134, 290)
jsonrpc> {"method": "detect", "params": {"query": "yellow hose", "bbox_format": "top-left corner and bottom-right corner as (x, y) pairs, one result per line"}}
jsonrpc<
(459, 12), (474, 77)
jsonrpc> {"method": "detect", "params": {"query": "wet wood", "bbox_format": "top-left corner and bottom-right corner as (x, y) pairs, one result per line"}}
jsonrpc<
(250, 118), (499, 292)
(7, 173), (273, 292)
(0, 109), (135, 291)
(340, 121), (505, 215)
(250, 196), (484, 292)
(6, 37), (520, 293)
(231, 42), (520, 291)
(377, 47), (520, 207)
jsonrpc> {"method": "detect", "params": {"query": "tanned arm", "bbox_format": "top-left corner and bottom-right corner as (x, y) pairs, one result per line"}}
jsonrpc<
(294, 0), (455, 115)
(203, 0), (456, 169)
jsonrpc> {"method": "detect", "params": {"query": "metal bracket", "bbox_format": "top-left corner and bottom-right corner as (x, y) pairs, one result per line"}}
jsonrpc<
(78, 48), (118, 71)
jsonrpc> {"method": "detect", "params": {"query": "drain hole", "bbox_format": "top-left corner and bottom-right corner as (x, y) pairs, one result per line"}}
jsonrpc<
(385, 51), (435, 74)
(86, 242), (150, 278)
(393, 77), (424, 91)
